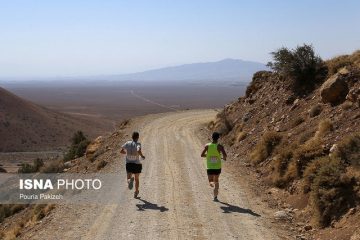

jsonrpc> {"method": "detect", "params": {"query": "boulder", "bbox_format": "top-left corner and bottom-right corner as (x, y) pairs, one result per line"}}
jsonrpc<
(320, 74), (349, 105)
(274, 210), (292, 220)
(346, 88), (360, 106)
(85, 136), (104, 160)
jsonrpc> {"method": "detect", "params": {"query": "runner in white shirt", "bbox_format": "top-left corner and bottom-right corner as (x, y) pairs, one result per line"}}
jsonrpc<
(120, 131), (145, 198)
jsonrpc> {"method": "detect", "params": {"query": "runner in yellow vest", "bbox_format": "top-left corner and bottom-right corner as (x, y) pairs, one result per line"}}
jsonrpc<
(201, 132), (227, 201)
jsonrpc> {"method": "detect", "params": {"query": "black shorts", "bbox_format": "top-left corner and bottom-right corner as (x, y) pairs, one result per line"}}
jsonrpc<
(207, 169), (221, 175)
(126, 163), (142, 174)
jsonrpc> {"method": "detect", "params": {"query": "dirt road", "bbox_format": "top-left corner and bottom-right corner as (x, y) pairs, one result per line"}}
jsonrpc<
(24, 110), (282, 240)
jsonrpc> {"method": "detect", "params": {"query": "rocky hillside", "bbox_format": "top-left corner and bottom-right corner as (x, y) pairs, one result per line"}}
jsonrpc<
(0, 87), (112, 152)
(212, 49), (360, 239)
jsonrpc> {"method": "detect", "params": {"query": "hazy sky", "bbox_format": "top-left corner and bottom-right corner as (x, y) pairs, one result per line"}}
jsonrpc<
(1, 0), (359, 78)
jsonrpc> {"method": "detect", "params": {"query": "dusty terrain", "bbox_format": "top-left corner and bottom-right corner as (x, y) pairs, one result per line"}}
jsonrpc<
(18, 110), (290, 240)
(5, 82), (245, 120)
(0, 87), (112, 152)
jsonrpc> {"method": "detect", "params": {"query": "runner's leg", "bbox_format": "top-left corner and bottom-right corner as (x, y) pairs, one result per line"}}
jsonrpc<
(134, 173), (140, 192)
(208, 174), (215, 187)
(127, 173), (132, 181)
(213, 174), (220, 197)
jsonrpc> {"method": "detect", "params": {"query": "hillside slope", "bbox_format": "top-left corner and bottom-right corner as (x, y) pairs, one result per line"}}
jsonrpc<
(0, 87), (112, 151)
(212, 50), (360, 239)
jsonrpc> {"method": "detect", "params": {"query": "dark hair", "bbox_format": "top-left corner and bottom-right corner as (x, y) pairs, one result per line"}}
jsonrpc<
(212, 132), (220, 141)
(132, 131), (139, 141)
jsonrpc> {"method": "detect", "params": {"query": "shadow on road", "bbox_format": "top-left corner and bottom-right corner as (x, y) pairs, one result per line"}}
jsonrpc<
(136, 198), (169, 212)
(218, 201), (261, 217)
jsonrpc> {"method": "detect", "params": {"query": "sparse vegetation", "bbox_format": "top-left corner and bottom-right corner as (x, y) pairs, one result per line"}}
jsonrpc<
(315, 119), (333, 138)
(326, 50), (360, 75)
(291, 116), (305, 128)
(309, 157), (356, 227)
(96, 160), (108, 170)
(236, 131), (247, 142)
(309, 104), (322, 117)
(250, 132), (282, 164)
(267, 44), (328, 94)
(272, 146), (295, 187)
(334, 134), (360, 168)
(0, 204), (27, 223)
(341, 101), (353, 110)
(17, 158), (44, 173)
(40, 160), (65, 173)
(63, 131), (90, 161)
(246, 71), (272, 97)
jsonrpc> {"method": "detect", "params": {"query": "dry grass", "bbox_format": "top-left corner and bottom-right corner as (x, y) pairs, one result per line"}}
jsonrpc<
(250, 131), (282, 164)
(326, 50), (360, 75)
(341, 101), (354, 110)
(96, 160), (108, 170)
(3, 225), (21, 240)
(315, 119), (333, 139)
(272, 146), (295, 187)
(293, 137), (325, 177)
(1, 204), (56, 239)
(309, 157), (356, 227)
(236, 131), (247, 142)
(40, 160), (65, 173)
(32, 204), (55, 222)
(0, 204), (27, 223)
(309, 104), (322, 117)
(291, 116), (305, 128)
(334, 134), (360, 168)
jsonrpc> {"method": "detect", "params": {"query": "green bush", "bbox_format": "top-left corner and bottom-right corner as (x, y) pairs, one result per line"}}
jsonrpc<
(267, 44), (328, 94)
(17, 158), (44, 173)
(64, 131), (90, 161)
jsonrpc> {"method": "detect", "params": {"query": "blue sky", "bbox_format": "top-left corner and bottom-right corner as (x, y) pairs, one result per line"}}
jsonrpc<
(0, 0), (359, 78)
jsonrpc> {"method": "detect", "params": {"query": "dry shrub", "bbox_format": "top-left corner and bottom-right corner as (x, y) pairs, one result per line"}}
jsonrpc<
(40, 160), (64, 173)
(32, 204), (55, 222)
(272, 146), (295, 187)
(236, 131), (247, 142)
(315, 119), (333, 138)
(293, 138), (325, 177)
(96, 160), (108, 170)
(326, 50), (360, 75)
(341, 101), (353, 110)
(309, 157), (357, 227)
(250, 132), (282, 164)
(291, 116), (305, 128)
(334, 134), (360, 168)
(309, 104), (322, 117)
(0, 204), (27, 223)
(298, 129), (316, 144)
(3, 225), (21, 240)
(326, 55), (352, 75)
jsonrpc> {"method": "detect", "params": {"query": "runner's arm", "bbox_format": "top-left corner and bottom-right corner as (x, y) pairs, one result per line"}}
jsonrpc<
(120, 148), (126, 154)
(200, 145), (208, 158)
(219, 145), (227, 161)
(137, 149), (145, 159)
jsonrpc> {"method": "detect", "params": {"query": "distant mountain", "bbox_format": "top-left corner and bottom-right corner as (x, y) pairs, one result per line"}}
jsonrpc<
(100, 59), (267, 82)
(0, 87), (111, 151)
